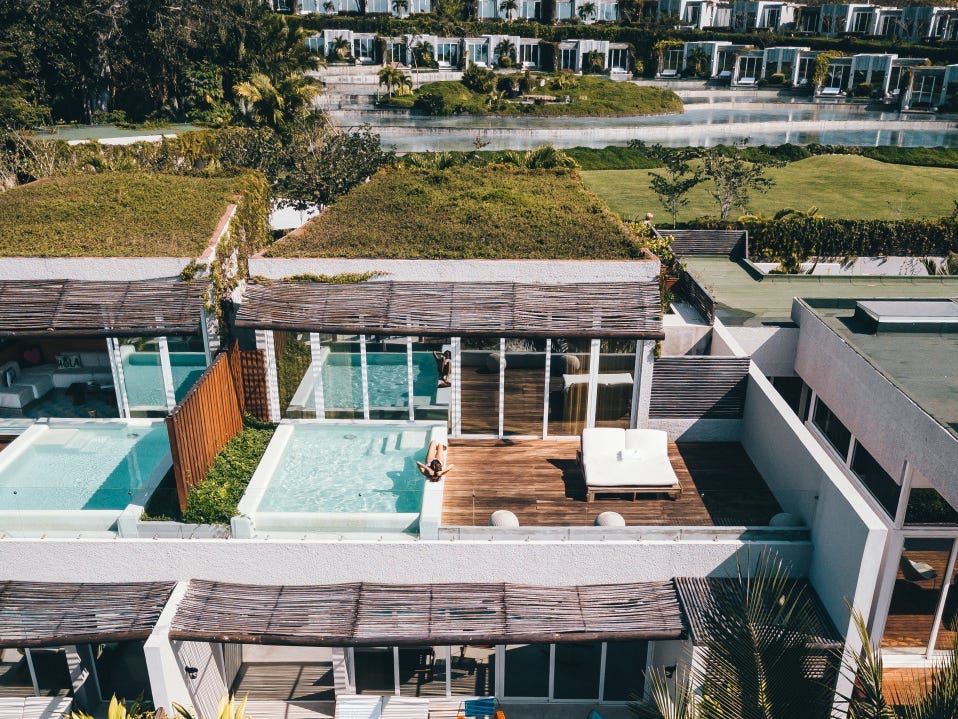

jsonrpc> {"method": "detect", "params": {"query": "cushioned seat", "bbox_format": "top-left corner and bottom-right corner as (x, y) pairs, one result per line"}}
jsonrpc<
(580, 428), (681, 501)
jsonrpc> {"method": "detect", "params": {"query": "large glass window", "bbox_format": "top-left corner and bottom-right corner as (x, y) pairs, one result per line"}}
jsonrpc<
(398, 646), (448, 697)
(119, 337), (167, 416)
(467, 44), (490, 66)
(560, 48), (577, 71)
(363, 336), (419, 421)
(353, 38), (375, 62)
(320, 334), (364, 420)
(503, 644), (549, 698)
(595, 340), (636, 429)
(882, 539), (953, 651)
(812, 399), (852, 457)
(166, 334), (208, 403)
(603, 641), (648, 700)
(608, 48), (629, 72)
(450, 645), (495, 696)
(435, 43), (460, 67)
(460, 338), (501, 435)
(354, 647), (395, 695)
(850, 441), (900, 517)
(548, 339), (592, 437)
(553, 643), (600, 699)
(503, 338), (548, 436)
(519, 43), (539, 67)
(274, 331), (314, 419)
(0, 647), (72, 697)
(906, 469), (958, 525)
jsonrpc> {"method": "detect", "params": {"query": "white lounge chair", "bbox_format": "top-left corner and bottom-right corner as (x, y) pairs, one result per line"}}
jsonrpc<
(381, 696), (429, 719)
(579, 428), (681, 502)
(335, 695), (383, 719)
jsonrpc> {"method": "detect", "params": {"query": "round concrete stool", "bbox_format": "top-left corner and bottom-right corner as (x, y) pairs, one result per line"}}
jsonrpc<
(769, 512), (803, 527)
(594, 511), (626, 527)
(489, 510), (520, 527)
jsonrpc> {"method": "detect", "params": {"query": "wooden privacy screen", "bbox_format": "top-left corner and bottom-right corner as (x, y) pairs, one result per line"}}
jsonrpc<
(678, 270), (716, 325)
(166, 344), (245, 509)
(665, 229), (747, 258)
(650, 356), (751, 419)
(236, 346), (270, 421)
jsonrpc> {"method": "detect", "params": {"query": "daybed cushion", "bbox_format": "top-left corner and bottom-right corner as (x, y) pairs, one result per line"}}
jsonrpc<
(584, 456), (679, 488)
(583, 427), (679, 489)
(0, 385), (34, 409)
(581, 427), (625, 465)
(18, 365), (55, 400)
(624, 428), (668, 456)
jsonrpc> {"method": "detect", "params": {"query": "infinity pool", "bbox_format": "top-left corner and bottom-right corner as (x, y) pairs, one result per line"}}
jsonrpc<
(0, 419), (171, 532)
(235, 421), (446, 537)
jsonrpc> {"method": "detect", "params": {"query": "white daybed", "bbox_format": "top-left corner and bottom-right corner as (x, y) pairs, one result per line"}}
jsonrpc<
(335, 695), (383, 719)
(579, 427), (681, 502)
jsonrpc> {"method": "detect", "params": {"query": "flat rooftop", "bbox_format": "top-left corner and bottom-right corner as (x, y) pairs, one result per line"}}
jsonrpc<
(812, 300), (958, 439)
(683, 257), (958, 327)
(0, 172), (239, 257)
(441, 439), (782, 527)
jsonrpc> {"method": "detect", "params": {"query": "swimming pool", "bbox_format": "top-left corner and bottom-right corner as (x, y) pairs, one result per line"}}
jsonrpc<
(287, 352), (447, 418)
(121, 351), (208, 412)
(234, 421), (446, 537)
(0, 419), (171, 532)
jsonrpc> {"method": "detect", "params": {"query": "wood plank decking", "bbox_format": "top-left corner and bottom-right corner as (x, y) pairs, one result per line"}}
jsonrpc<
(441, 439), (781, 527)
(882, 549), (957, 650)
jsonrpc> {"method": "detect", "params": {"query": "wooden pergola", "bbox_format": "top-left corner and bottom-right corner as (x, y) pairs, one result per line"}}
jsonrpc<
(0, 280), (206, 338)
(235, 281), (664, 339)
(169, 580), (686, 646)
(0, 581), (176, 648)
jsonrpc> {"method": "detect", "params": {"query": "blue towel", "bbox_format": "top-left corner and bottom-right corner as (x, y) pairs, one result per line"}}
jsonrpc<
(587, 711), (604, 719)
(463, 698), (496, 717)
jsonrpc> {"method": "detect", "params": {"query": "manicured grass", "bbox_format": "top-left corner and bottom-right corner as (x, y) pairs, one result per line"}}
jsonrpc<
(383, 75), (683, 117)
(269, 166), (643, 259)
(0, 172), (240, 256)
(582, 155), (958, 222)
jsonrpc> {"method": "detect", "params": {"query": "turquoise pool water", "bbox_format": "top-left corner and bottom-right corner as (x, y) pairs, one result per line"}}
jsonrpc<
(313, 352), (439, 410)
(0, 422), (171, 510)
(122, 352), (207, 409)
(257, 424), (428, 513)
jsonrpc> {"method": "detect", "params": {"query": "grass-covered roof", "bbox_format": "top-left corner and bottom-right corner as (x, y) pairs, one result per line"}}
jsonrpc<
(267, 166), (644, 259)
(0, 172), (241, 257)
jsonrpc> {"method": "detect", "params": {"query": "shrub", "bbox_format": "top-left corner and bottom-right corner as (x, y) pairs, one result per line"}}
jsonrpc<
(769, 73), (786, 85)
(461, 63), (496, 93)
(413, 81), (477, 115)
(852, 82), (873, 98)
(182, 420), (277, 525)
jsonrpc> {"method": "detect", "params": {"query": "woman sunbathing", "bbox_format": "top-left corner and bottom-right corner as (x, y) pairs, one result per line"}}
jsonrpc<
(416, 441), (455, 481)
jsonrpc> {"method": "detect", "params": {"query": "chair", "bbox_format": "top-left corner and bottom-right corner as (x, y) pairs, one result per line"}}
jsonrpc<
(900, 556), (938, 583)
(461, 698), (496, 719)
(335, 695), (383, 719)
(580, 428), (682, 502)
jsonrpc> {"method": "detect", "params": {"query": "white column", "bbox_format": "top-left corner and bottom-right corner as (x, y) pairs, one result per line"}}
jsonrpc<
(894, 460), (914, 528)
(360, 335), (370, 420)
(24, 648), (40, 695)
(542, 339), (552, 438)
(144, 582), (192, 714)
(498, 338), (506, 438)
(407, 337), (416, 421)
(451, 338), (462, 437)
(631, 340), (655, 428)
(927, 538), (958, 658)
(309, 333), (326, 421)
(158, 336), (177, 412)
(586, 339), (600, 428)
(258, 330), (281, 422)
(199, 308), (214, 363)
(106, 337), (131, 418)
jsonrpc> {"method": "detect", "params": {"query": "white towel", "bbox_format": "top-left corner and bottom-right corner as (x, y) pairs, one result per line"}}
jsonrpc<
(617, 449), (645, 462)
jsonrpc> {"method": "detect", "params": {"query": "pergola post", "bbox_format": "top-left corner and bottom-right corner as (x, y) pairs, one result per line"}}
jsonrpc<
(586, 339), (600, 428)
(309, 332), (326, 421)
(632, 339), (656, 428)
(258, 330), (281, 422)
(106, 337), (131, 418)
(158, 336), (177, 413)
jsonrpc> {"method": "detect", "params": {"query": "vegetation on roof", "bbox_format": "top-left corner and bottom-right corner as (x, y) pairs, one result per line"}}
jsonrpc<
(268, 164), (645, 259)
(0, 172), (241, 257)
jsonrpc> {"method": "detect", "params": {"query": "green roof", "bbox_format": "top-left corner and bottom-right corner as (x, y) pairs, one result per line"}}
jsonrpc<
(683, 256), (958, 327)
(0, 172), (239, 258)
(810, 300), (958, 440)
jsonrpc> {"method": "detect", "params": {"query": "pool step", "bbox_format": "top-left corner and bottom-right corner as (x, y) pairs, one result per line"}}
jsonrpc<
(398, 431), (428, 451)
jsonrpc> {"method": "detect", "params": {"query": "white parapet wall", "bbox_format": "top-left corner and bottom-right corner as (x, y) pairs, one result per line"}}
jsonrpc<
(0, 258), (196, 281)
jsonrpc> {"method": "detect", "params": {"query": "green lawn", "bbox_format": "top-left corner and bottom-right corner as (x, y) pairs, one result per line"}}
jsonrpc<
(0, 172), (240, 256)
(269, 166), (643, 259)
(582, 155), (958, 222)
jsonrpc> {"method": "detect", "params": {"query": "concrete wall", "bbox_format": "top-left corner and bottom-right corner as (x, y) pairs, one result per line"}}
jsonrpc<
(739, 364), (887, 638)
(0, 537), (810, 585)
(726, 326), (798, 377)
(248, 258), (661, 283)
(0, 258), (193, 281)
(792, 301), (958, 503)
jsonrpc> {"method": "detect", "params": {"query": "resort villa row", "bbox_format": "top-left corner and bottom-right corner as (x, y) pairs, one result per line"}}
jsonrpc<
(0, 166), (956, 719)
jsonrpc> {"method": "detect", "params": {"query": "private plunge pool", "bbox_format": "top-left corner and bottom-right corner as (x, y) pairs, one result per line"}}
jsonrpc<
(233, 421), (446, 539)
(0, 419), (171, 534)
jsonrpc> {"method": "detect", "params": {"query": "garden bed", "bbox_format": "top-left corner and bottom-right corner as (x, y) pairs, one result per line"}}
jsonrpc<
(267, 165), (644, 259)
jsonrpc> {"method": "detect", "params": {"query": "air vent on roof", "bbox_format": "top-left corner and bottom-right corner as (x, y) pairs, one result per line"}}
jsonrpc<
(854, 299), (958, 333)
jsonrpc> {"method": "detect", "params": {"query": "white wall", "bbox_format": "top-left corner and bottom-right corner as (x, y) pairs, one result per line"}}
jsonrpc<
(725, 326), (798, 376)
(247, 258), (661, 283)
(0, 258), (194, 281)
(0, 537), (810, 585)
(792, 301), (958, 503)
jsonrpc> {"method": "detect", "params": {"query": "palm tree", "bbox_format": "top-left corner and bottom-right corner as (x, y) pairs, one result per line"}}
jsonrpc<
(632, 551), (836, 719)
(499, 0), (518, 20)
(233, 72), (320, 133)
(391, 0), (408, 14)
(378, 65), (409, 98)
(495, 38), (516, 67)
(577, 1), (597, 21)
(487, 89), (507, 111)
(331, 36), (351, 62)
(323, 0), (335, 11)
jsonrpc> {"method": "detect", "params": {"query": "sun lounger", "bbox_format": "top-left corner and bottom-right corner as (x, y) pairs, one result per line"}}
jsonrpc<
(580, 428), (681, 502)
(335, 695), (383, 719)
(381, 697), (429, 719)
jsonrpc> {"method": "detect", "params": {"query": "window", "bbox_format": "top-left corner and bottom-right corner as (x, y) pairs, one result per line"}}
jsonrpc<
(519, 43), (540, 67)
(608, 48), (629, 72)
(739, 56), (761, 82)
(467, 42), (490, 66)
(596, 1), (617, 20)
(911, 73), (943, 107)
(553, 643), (601, 699)
(521, 0), (541, 18)
(664, 48), (682, 72)
(850, 441), (900, 517)
(797, 56), (814, 84)
(882, 539), (955, 651)
(387, 42), (407, 65)
(684, 4), (701, 24)
(353, 37), (375, 61)
(503, 644), (550, 697)
(906, 469), (958, 525)
(880, 15), (897, 36)
(353, 647), (395, 694)
(852, 11), (870, 33)
(603, 641), (648, 700)
(763, 6), (781, 27)
(812, 399), (851, 456)
(435, 42), (460, 67)
(560, 47), (577, 71)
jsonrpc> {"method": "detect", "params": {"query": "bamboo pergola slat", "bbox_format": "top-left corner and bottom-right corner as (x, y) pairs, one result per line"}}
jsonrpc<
(0, 581), (176, 648)
(169, 580), (686, 646)
(0, 280), (205, 337)
(235, 282), (663, 339)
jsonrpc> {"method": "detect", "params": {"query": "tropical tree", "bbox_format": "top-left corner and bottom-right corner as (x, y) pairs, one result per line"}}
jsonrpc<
(577, 1), (597, 21)
(685, 47), (712, 78)
(499, 0), (519, 20)
(392, 0), (409, 14)
(495, 39), (517, 68)
(487, 89), (507, 111)
(703, 150), (775, 219)
(323, 0), (336, 11)
(330, 37), (352, 62)
(378, 65), (409, 98)
(649, 154), (704, 228)
(233, 72), (320, 135)
(631, 551), (836, 719)
(840, 611), (958, 718)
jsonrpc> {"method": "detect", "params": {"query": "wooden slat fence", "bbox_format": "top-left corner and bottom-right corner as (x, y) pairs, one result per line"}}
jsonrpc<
(166, 344), (245, 509)
(650, 357), (750, 419)
(236, 346), (270, 421)
(663, 230), (747, 258)
(677, 270), (716, 324)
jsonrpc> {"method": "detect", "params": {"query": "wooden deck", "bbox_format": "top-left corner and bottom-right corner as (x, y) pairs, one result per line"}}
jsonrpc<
(441, 439), (781, 527)
(232, 662), (335, 701)
(882, 550), (957, 650)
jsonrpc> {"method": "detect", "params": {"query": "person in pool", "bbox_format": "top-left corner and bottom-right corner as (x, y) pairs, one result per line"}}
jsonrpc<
(416, 441), (455, 481)
(433, 349), (452, 388)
